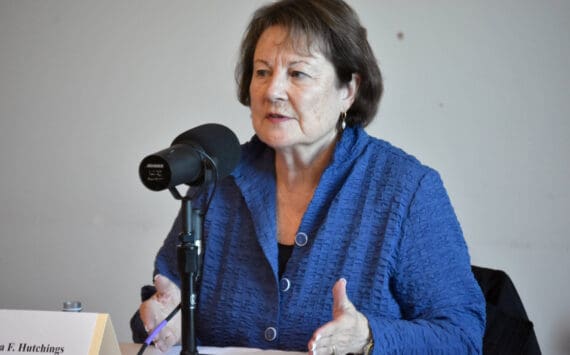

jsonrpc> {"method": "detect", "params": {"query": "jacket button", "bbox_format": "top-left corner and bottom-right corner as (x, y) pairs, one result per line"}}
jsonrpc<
(280, 277), (291, 292)
(264, 326), (277, 341)
(295, 232), (308, 247)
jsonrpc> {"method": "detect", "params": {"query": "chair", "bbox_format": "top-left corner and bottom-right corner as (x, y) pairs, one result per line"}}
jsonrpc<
(472, 265), (541, 354)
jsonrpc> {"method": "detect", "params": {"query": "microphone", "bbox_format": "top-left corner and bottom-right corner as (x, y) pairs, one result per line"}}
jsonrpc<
(139, 123), (241, 191)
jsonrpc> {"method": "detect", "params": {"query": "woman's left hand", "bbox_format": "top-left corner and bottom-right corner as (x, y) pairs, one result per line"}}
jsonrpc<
(308, 278), (371, 355)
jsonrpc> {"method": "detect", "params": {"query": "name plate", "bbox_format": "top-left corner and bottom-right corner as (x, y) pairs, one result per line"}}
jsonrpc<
(0, 309), (120, 355)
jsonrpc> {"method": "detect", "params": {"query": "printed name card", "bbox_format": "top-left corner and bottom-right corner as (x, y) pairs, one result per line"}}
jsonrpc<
(0, 309), (120, 355)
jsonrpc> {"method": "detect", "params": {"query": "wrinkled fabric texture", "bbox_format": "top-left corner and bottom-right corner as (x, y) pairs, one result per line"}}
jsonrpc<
(154, 126), (485, 354)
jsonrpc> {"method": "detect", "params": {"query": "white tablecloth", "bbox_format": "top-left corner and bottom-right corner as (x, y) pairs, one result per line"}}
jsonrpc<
(120, 343), (306, 355)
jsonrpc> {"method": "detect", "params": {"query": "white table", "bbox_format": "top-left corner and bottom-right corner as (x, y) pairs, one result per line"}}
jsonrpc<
(120, 343), (306, 355)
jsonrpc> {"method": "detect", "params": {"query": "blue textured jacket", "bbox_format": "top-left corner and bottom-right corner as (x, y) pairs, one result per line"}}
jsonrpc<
(155, 126), (485, 354)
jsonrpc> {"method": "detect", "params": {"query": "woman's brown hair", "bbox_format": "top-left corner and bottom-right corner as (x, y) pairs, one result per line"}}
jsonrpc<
(235, 0), (383, 127)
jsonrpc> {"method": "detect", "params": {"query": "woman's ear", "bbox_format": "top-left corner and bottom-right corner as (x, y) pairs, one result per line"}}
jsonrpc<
(341, 73), (361, 110)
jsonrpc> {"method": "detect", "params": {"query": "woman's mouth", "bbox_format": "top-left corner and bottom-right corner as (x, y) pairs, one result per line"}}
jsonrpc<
(266, 113), (291, 122)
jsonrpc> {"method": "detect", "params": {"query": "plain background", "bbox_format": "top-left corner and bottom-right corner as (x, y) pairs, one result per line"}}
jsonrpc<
(1, 0), (568, 353)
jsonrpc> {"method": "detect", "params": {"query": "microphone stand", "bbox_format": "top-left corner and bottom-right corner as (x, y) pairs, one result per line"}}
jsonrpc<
(169, 182), (208, 355)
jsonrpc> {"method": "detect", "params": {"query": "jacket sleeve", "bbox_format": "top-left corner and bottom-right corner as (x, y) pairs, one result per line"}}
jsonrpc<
(366, 170), (486, 354)
(154, 209), (184, 287)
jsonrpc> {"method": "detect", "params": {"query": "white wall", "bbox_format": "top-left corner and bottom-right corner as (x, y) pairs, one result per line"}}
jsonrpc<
(0, 1), (568, 353)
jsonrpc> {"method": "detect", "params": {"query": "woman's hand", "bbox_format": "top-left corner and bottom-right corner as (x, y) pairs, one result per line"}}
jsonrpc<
(308, 278), (371, 355)
(139, 274), (181, 352)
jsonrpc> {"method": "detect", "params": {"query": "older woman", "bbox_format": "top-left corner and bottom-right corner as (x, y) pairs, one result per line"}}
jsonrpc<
(138, 0), (485, 354)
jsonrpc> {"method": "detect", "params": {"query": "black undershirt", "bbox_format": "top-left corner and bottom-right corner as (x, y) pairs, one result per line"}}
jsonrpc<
(278, 243), (294, 278)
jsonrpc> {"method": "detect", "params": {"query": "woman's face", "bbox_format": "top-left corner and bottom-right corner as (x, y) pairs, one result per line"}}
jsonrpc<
(249, 26), (356, 153)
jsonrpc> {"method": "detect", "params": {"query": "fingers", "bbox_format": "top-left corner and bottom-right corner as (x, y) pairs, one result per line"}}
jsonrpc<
(309, 318), (368, 355)
(139, 274), (182, 351)
(153, 274), (172, 291)
(332, 278), (354, 318)
(308, 278), (370, 355)
(154, 274), (175, 300)
(150, 323), (180, 352)
(308, 278), (349, 354)
(152, 275), (181, 308)
(140, 292), (181, 352)
(308, 317), (346, 354)
(139, 295), (161, 331)
(308, 335), (338, 355)
(308, 330), (338, 355)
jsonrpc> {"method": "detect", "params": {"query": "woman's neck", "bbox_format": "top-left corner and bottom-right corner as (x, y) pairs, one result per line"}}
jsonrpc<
(273, 132), (340, 244)
(274, 134), (338, 191)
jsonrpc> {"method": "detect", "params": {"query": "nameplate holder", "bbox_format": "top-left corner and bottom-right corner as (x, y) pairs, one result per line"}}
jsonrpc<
(0, 309), (120, 355)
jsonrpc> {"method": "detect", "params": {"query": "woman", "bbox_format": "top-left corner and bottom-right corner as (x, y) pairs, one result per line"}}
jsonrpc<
(138, 0), (486, 354)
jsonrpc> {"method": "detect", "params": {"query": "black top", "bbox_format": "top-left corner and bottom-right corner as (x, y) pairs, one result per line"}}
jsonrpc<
(278, 243), (294, 278)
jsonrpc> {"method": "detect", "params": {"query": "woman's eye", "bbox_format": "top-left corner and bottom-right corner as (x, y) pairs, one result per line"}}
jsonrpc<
(290, 71), (308, 78)
(255, 69), (270, 77)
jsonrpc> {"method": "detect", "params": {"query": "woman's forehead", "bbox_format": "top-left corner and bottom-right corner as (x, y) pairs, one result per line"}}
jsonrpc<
(256, 25), (327, 59)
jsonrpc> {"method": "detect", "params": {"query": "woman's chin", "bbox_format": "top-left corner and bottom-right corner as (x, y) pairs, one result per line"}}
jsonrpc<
(255, 128), (295, 148)
(262, 137), (295, 151)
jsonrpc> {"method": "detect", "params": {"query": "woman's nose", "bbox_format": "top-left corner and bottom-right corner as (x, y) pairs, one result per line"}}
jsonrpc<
(265, 73), (287, 102)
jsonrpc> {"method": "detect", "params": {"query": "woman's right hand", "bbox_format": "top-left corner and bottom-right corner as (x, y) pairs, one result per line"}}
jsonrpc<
(139, 274), (181, 352)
